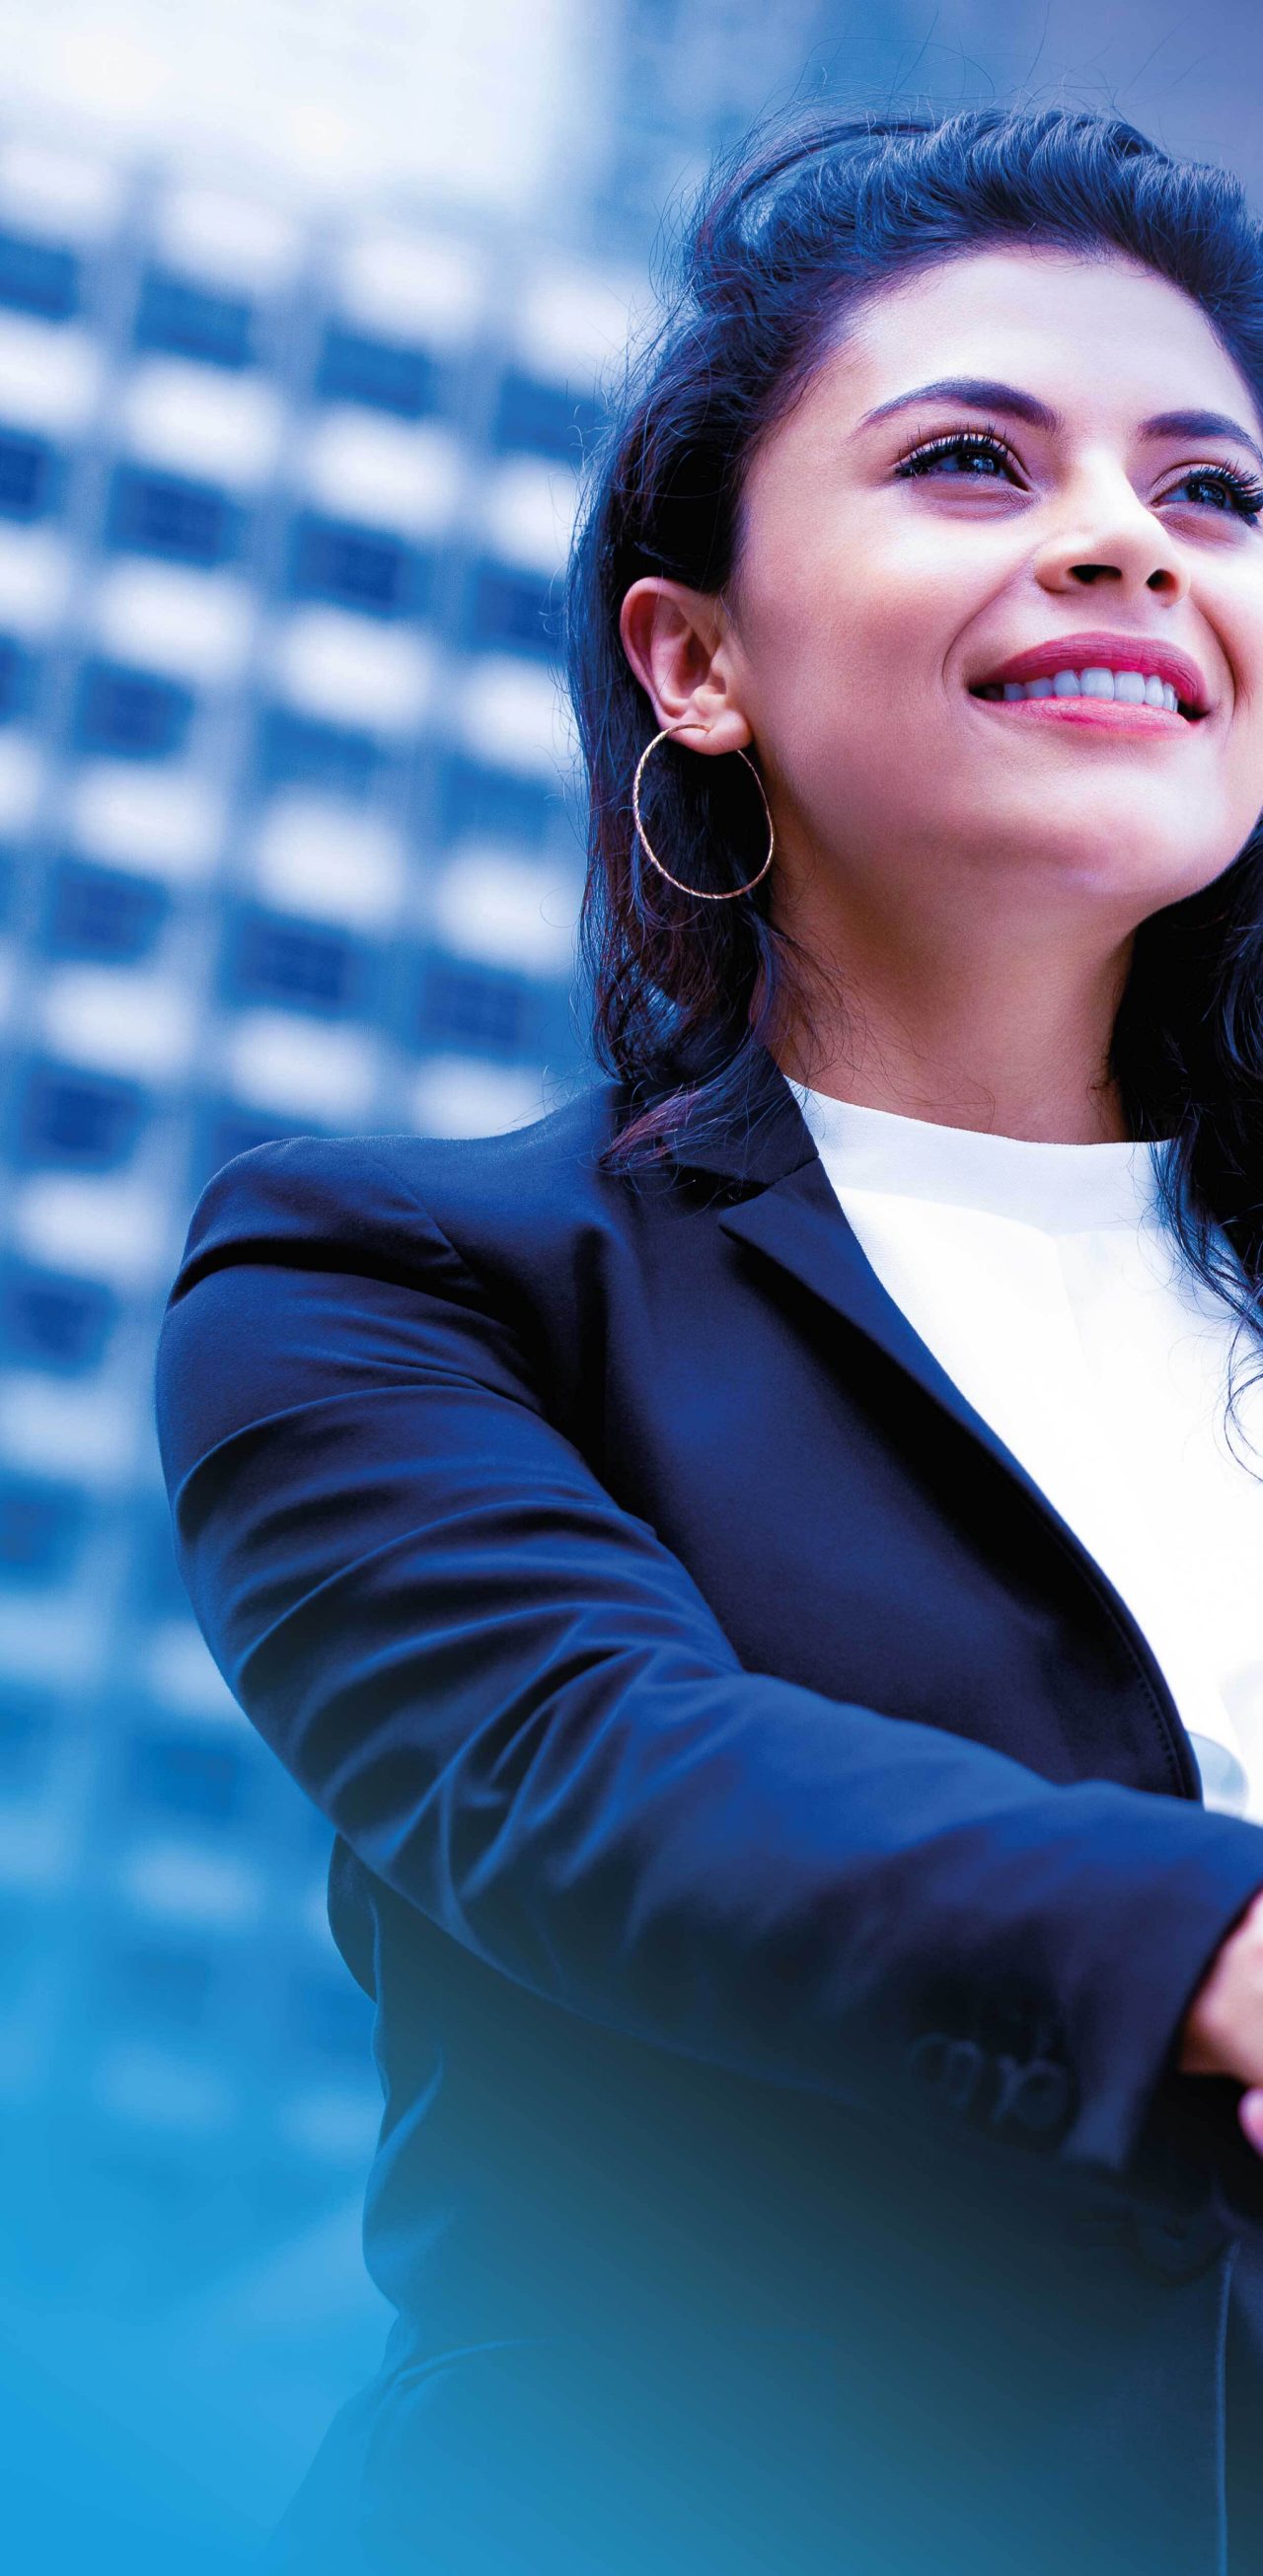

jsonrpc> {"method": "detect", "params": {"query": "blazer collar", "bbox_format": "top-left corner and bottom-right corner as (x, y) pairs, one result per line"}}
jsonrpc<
(658, 1034), (821, 1189)
(663, 1038), (1106, 1513)
(654, 1036), (1194, 1790)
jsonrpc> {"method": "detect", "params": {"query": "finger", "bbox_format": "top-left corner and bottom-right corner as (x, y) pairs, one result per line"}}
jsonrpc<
(1238, 2088), (1263, 2157)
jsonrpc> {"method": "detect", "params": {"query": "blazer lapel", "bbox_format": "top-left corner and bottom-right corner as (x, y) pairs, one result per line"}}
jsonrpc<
(664, 1039), (1157, 1536)
(659, 1037), (1197, 1794)
(716, 1155), (1044, 1474)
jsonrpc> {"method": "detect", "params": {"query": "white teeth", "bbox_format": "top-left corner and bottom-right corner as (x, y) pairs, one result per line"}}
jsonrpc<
(985, 668), (1185, 712)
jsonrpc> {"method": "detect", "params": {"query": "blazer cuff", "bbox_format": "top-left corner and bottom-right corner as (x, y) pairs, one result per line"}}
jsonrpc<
(1068, 1822), (1263, 2208)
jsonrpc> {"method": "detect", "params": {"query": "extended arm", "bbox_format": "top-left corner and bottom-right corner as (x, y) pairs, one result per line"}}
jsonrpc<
(154, 1134), (1263, 2200)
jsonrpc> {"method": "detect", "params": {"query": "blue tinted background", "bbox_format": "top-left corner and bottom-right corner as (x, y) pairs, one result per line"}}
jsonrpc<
(0, 3), (1257, 2567)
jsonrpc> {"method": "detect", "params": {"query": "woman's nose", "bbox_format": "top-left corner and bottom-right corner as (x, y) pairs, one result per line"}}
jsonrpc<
(1058, 555), (1184, 593)
(1033, 481), (1190, 600)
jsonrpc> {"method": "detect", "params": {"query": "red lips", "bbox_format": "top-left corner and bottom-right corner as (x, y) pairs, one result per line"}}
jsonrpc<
(972, 629), (1210, 714)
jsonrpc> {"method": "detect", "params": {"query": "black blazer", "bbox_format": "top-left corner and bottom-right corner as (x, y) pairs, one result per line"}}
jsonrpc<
(155, 1036), (1263, 2576)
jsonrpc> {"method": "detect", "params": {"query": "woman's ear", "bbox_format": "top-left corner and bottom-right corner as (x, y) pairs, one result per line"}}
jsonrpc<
(619, 576), (752, 757)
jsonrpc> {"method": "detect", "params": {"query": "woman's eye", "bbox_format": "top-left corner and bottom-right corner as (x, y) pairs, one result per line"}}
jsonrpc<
(894, 432), (1016, 483)
(893, 432), (1263, 527)
(1165, 466), (1263, 524)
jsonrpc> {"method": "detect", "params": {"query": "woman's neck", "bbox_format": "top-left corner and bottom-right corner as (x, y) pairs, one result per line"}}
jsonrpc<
(771, 909), (1135, 1145)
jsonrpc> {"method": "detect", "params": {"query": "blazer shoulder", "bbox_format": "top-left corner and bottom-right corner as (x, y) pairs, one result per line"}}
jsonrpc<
(166, 1073), (637, 1300)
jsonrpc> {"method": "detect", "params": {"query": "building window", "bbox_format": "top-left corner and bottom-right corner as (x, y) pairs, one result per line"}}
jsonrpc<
(128, 1731), (248, 1825)
(18, 1061), (147, 1170)
(493, 369), (603, 463)
(1, 1263), (118, 1372)
(109, 1943), (216, 2032)
(290, 1970), (373, 2061)
(192, 1105), (305, 1194)
(0, 1685), (50, 1792)
(44, 858), (172, 964)
(315, 324), (439, 420)
(132, 1496), (194, 1618)
(471, 562), (557, 661)
(438, 756), (552, 847)
(288, 514), (425, 621)
(0, 1478), (85, 1583)
(0, 230), (80, 322)
(0, 428), (61, 521)
(226, 907), (369, 1016)
(420, 956), (535, 1057)
(0, 636), (34, 724)
(74, 661), (194, 761)
(134, 268), (256, 369)
(108, 467), (243, 567)
(258, 707), (385, 800)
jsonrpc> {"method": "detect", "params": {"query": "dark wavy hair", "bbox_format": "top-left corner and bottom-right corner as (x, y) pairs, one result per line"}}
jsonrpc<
(564, 101), (1263, 1440)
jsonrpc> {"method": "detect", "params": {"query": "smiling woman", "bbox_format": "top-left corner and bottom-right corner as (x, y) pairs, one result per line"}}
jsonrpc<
(580, 128), (1263, 1183)
(158, 104), (1263, 2576)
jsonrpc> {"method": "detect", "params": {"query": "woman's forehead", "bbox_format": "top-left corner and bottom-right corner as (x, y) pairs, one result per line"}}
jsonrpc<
(775, 247), (1261, 453)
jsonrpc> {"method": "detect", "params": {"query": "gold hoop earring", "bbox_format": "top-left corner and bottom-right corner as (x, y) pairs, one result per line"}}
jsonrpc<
(631, 722), (775, 901)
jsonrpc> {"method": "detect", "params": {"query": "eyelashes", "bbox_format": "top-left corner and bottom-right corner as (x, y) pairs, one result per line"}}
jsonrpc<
(892, 423), (1263, 524)
(1177, 464), (1263, 522)
(892, 422), (1021, 480)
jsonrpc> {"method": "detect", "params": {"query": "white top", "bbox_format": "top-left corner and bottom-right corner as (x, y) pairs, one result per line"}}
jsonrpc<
(789, 1080), (1263, 1820)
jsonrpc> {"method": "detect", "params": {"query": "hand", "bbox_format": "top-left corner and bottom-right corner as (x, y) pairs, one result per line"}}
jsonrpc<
(1177, 1884), (1263, 2155)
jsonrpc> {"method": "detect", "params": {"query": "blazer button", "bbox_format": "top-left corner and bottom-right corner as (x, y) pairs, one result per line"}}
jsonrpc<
(903, 2033), (987, 2113)
(940, 2038), (987, 2112)
(904, 2031), (951, 2089)
(992, 2056), (1075, 2141)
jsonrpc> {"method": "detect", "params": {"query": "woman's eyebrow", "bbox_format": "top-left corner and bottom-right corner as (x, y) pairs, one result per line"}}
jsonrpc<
(1145, 406), (1263, 473)
(855, 374), (1263, 471)
(855, 376), (1057, 434)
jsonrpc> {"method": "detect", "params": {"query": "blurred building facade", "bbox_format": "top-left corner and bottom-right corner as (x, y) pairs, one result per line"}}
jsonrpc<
(0, 0), (881, 2554)
(0, 132), (632, 2312)
(0, 0), (863, 2465)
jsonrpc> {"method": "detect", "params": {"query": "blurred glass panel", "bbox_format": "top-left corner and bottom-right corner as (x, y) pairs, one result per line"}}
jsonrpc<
(471, 557), (556, 659)
(73, 662), (195, 762)
(286, 512), (427, 621)
(0, 1681), (57, 1793)
(103, 1941), (217, 2035)
(314, 322), (440, 419)
(0, 228), (80, 323)
(0, 426), (62, 519)
(256, 705), (385, 800)
(16, 1060), (148, 1171)
(0, 630), (35, 719)
(438, 751), (553, 846)
(43, 857), (172, 964)
(126, 1732), (251, 1828)
(419, 951), (538, 1058)
(107, 466), (245, 568)
(134, 267), (256, 370)
(0, 1262), (118, 1374)
(0, 1476), (87, 1585)
(224, 906), (374, 1018)
(492, 363), (603, 460)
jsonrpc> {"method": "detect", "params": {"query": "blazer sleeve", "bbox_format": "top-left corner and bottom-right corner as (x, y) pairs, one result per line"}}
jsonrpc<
(153, 1131), (1263, 2203)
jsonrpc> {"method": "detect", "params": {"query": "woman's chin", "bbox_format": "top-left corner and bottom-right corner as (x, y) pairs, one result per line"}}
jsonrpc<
(961, 797), (1230, 898)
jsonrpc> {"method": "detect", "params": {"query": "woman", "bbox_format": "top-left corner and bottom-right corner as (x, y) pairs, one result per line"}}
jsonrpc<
(157, 104), (1263, 2576)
